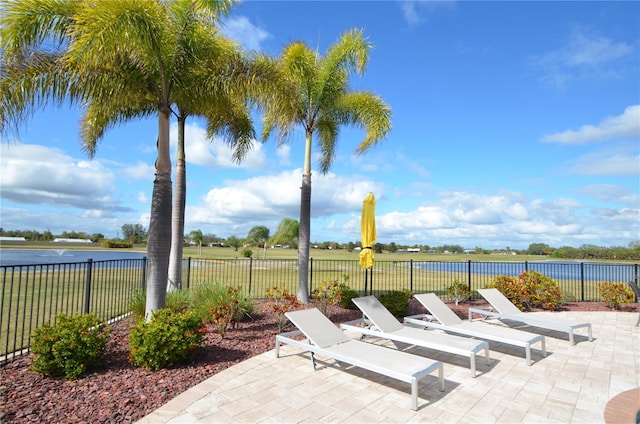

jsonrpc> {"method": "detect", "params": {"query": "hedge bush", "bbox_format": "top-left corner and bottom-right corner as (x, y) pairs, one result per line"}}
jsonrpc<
(30, 313), (111, 380)
(129, 309), (206, 370)
(487, 271), (562, 311)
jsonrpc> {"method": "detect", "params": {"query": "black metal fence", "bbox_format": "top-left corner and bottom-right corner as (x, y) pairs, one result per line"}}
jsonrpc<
(1, 258), (146, 363)
(2, 257), (638, 363)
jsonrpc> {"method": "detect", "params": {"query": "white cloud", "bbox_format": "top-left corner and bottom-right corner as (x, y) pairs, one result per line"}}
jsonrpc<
(575, 184), (640, 208)
(220, 16), (271, 51)
(568, 151), (640, 177)
(543, 105), (640, 144)
(171, 122), (266, 170)
(0, 143), (128, 211)
(354, 190), (638, 249)
(186, 169), (382, 236)
(529, 27), (635, 88)
(398, 0), (456, 27)
(122, 161), (155, 180)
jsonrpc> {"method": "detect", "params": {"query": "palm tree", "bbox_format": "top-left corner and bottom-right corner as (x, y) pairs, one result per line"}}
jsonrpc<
(167, 31), (262, 291)
(0, 0), (240, 319)
(261, 28), (392, 302)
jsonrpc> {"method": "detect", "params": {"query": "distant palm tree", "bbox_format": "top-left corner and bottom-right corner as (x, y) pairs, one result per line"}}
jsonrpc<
(261, 28), (392, 302)
(247, 225), (270, 259)
(0, 0), (242, 319)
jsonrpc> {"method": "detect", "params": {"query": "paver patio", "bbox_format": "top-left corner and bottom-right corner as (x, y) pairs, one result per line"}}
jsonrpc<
(137, 311), (639, 424)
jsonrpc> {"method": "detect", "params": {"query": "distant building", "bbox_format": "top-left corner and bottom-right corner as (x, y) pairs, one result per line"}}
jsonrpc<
(53, 238), (92, 243)
(0, 236), (26, 242)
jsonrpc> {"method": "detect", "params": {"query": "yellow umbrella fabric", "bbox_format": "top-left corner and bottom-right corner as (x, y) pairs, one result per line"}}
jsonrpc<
(358, 192), (376, 269)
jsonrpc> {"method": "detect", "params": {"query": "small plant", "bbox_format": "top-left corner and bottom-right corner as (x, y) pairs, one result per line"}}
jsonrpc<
(128, 309), (206, 370)
(379, 289), (412, 317)
(209, 286), (243, 338)
(597, 282), (635, 310)
(266, 285), (300, 332)
(241, 248), (253, 258)
(312, 279), (341, 316)
(30, 313), (111, 380)
(446, 280), (471, 305)
(190, 281), (255, 327)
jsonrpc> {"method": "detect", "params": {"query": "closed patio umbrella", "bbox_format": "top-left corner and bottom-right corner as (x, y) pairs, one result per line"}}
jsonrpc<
(359, 193), (376, 293)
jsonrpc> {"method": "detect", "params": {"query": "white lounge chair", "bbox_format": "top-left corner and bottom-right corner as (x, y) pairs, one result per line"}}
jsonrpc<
(275, 308), (445, 410)
(405, 293), (546, 366)
(340, 295), (490, 377)
(473, 288), (593, 345)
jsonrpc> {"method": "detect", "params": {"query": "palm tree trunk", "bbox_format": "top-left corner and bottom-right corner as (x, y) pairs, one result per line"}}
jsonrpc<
(145, 107), (172, 320)
(297, 131), (313, 303)
(297, 172), (311, 303)
(168, 114), (187, 291)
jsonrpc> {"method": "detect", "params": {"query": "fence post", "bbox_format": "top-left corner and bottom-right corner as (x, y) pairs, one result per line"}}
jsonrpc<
(248, 256), (253, 295)
(141, 257), (147, 291)
(467, 260), (472, 292)
(580, 262), (585, 301)
(309, 258), (313, 296)
(83, 259), (93, 314)
(410, 259), (413, 292)
(525, 261), (529, 272)
(186, 257), (192, 290)
(247, 256), (253, 296)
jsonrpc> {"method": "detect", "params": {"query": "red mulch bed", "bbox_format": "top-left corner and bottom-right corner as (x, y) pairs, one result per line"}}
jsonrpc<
(0, 299), (636, 423)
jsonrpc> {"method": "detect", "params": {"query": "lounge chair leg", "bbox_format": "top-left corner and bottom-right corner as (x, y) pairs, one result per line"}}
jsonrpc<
(569, 331), (575, 345)
(470, 354), (477, 378)
(411, 379), (418, 411)
(525, 345), (532, 366)
(310, 352), (317, 370)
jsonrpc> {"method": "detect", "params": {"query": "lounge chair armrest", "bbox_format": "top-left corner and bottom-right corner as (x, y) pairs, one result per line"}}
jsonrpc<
(403, 313), (437, 325)
(468, 307), (499, 321)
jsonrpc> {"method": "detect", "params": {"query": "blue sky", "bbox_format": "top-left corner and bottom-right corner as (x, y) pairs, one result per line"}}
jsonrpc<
(1, 1), (638, 250)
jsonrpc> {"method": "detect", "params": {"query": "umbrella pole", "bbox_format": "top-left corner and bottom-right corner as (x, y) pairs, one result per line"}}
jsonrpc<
(363, 269), (368, 295)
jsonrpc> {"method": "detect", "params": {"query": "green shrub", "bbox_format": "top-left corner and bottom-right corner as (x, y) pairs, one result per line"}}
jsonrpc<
(101, 240), (133, 248)
(129, 289), (194, 321)
(128, 309), (206, 370)
(597, 282), (635, 310)
(190, 281), (254, 327)
(487, 271), (562, 311)
(336, 283), (360, 309)
(129, 289), (147, 320)
(166, 289), (192, 313)
(520, 271), (562, 310)
(379, 289), (412, 317)
(241, 248), (253, 258)
(446, 280), (471, 305)
(486, 275), (524, 309)
(30, 313), (111, 380)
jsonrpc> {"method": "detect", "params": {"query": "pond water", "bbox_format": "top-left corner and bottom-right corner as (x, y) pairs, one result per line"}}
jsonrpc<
(416, 260), (636, 282)
(0, 249), (146, 266)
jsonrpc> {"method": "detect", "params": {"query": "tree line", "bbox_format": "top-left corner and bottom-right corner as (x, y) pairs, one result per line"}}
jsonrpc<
(4, 225), (637, 261)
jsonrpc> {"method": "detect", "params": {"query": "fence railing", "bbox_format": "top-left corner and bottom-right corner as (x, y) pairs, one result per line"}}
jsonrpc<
(1, 258), (146, 363)
(2, 257), (638, 362)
